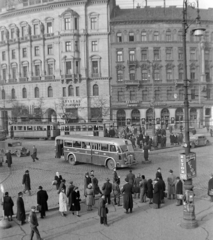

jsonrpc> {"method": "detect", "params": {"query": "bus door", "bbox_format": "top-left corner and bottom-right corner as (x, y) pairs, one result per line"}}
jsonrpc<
(47, 125), (51, 138)
(81, 142), (92, 163)
(91, 143), (102, 165)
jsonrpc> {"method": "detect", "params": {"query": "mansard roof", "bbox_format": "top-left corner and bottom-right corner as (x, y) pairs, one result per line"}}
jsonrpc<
(111, 6), (213, 24)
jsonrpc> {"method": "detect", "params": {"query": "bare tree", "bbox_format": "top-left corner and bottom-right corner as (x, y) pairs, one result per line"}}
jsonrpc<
(90, 96), (110, 122)
(33, 97), (45, 121)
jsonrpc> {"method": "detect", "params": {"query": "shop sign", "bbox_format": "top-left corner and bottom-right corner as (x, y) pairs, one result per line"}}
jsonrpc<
(63, 99), (81, 107)
(126, 100), (140, 107)
(179, 153), (196, 180)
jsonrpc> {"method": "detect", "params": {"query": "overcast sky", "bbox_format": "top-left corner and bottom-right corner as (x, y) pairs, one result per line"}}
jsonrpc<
(116, 0), (213, 9)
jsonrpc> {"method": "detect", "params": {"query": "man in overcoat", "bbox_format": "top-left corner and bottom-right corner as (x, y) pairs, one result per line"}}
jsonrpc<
(98, 195), (108, 226)
(157, 176), (166, 204)
(167, 170), (176, 199)
(31, 145), (39, 162)
(37, 186), (48, 218)
(29, 206), (43, 240)
(66, 181), (75, 210)
(126, 169), (135, 185)
(6, 150), (12, 168)
(153, 179), (161, 209)
(175, 177), (183, 206)
(156, 168), (162, 179)
(90, 171), (102, 195)
(22, 170), (31, 196)
(102, 178), (112, 204)
(208, 173), (213, 202)
(16, 192), (26, 225)
(142, 142), (150, 162)
(122, 178), (134, 213)
(2, 191), (14, 221)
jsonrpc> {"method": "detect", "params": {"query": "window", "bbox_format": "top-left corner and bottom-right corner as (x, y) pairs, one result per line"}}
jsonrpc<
(34, 46), (39, 56)
(21, 26), (26, 37)
(191, 89), (195, 100)
(76, 87), (80, 96)
(166, 66), (173, 80)
(130, 90), (136, 101)
(12, 50), (16, 59)
(11, 28), (15, 39)
(22, 48), (27, 58)
(129, 50), (135, 61)
(129, 32), (134, 42)
(11, 89), (15, 99)
(68, 85), (74, 96)
(65, 41), (71, 52)
(165, 30), (172, 41)
(34, 87), (39, 98)
(178, 66), (183, 80)
(2, 89), (5, 100)
(2, 69), (6, 80)
(190, 49), (196, 60)
(12, 67), (16, 79)
(154, 49), (160, 60)
(117, 33), (122, 42)
(66, 61), (71, 74)
(142, 69), (148, 81)
(129, 68), (135, 81)
(91, 17), (97, 30)
(92, 41), (98, 52)
(117, 51), (123, 62)
(23, 66), (28, 77)
(178, 30), (182, 41)
(117, 69), (123, 81)
(206, 89), (211, 100)
(118, 91), (124, 102)
(167, 89), (173, 100)
(142, 90), (148, 101)
(74, 17), (78, 30)
(22, 87), (27, 98)
(141, 49), (147, 61)
(64, 18), (71, 30)
(141, 31), (147, 41)
(1, 31), (4, 41)
(154, 68), (160, 80)
(47, 63), (54, 75)
(34, 24), (39, 35)
(47, 45), (53, 55)
(62, 87), (66, 97)
(93, 84), (99, 96)
(35, 65), (40, 76)
(178, 48), (183, 60)
(190, 66), (196, 80)
(48, 86), (53, 97)
(179, 89), (184, 100)
(47, 22), (53, 34)
(2, 51), (5, 61)
(92, 61), (98, 74)
(155, 89), (160, 100)
(166, 48), (172, 60)
(153, 31), (159, 41)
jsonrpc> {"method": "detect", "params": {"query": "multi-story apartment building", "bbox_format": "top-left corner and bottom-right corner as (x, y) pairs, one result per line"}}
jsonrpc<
(0, 0), (114, 128)
(110, 6), (213, 129)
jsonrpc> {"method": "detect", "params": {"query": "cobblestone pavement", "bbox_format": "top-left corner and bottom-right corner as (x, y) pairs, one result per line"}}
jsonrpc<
(0, 128), (212, 214)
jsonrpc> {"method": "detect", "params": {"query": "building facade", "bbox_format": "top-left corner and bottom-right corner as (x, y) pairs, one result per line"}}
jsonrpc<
(0, 0), (114, 128)
(110, 6), (213, 129)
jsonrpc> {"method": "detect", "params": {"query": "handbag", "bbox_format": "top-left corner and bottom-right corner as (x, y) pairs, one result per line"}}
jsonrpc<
(52, 180), (57, 186)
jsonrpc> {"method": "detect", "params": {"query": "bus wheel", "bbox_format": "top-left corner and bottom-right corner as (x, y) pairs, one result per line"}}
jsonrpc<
(107, 159), (115, 170)
(68, 154), (76, 165)
(16, 150), (21, 158)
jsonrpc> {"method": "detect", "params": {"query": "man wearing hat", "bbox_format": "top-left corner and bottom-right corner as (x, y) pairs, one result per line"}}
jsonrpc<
(126, 169), (135, 185)
(37, 186), (48, 219)
(102, 178), (112, 204)
(122, 178), (134, 213)
(29, 206), (43, 240)
(90, 170), (102, 196)
(66, 181), (75, 211)
(156, 168), (162, 179)
(167, 170), (176, 200)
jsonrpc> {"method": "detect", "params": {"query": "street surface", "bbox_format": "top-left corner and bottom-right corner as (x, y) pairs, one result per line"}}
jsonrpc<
(0, 128), (213, 239)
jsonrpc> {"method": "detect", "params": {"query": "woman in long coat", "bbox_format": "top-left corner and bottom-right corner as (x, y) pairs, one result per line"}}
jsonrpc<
(59, 188), (68, 216)
(16, 192), (26, 225)
(3, 192), (14, 221)
(85, 183), (95, 211)
(122, 178), (134, 213)
(98, 195), (108, 225)
(22, 170), (31, 195)
(153, 179), (161, 209)
(6, 150), (12, 168)
(54, 172), (62, 190)
(133, 173), (141, 199)
(70, 186), (81, 216)
(146, 179), (154, 204)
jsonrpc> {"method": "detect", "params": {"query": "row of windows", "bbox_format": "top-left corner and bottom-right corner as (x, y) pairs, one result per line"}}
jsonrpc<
(1, 86), (53, 99)
(116, 30), (211, 43)
(116, 48), (211, 62)
(62, 84), (98, 97)
(117, 88), (212, 102)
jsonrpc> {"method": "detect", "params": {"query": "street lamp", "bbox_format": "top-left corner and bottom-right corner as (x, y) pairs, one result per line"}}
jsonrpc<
(180, 0), (205, 229)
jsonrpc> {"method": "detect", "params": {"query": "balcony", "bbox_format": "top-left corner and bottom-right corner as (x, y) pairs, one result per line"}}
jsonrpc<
(44, 75), (55, 81)
(124, 80), (140, 86)
(44, 33), (54, 38)
(127, 60), (137, 66)
(19, 77), (28, 82)
(31, 76), (41, 81)
(8, 78), (17, 83)
(91, 73), (101, 78)
(19, 36), (29, 42)
(32, 35), (42, 40)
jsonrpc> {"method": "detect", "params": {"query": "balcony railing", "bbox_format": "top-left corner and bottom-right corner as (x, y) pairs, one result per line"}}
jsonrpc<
(32, 35), (42, 40)
(31, 76), (41, 81)
(19, 77), (28, 82)
(127, 60), (137, 65)
(44, 33), (54, 38)
(19, 36), (29, 42)
(8, 78), (17, 83)
(91, 73), (100, 78)
(44, 75), (55, 80)
(9, 39), (17, 43)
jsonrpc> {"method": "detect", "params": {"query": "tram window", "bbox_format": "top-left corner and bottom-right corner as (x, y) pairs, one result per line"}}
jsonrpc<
(110, 145), (116, 152)
(73, 141), (81, 148)
(24, 126), (26, 131)
(82, 125), (87, 131)
(64, 141), (73, 147)
(18, 126), (22, 130)
(70, 126), (75, 131)
(65, 126), (69, 131)
(37, 126), (42, 130)
(82, 142), (86, 148)
(101, 144), (108, 151)
(27, 126), (32, 130)
(91, 143), (98, 150)
(76, 126), (81, 131)
(33, 126), (37, 130)
(88, 125), (92, 131)
(99, 126), (103, 131)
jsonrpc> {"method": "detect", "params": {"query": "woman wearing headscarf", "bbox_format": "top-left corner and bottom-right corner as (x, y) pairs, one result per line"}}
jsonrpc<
(85, 183), (95, 211)
(54, 172), (62, 190)
(59, 188), (68, 217)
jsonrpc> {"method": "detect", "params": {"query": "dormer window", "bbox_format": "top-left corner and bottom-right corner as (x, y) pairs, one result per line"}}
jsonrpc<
(47, 22), (53, 33)
(91, 17), (97, 30)
(64, 18), (71, 30)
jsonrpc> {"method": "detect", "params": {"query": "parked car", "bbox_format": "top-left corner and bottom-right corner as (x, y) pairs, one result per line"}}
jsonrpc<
(182, 134), (210, 148)
(0, 141), (30, 157)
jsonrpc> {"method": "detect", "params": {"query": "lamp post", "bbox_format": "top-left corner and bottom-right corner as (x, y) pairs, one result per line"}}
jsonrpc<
(180, 0), (205, 229)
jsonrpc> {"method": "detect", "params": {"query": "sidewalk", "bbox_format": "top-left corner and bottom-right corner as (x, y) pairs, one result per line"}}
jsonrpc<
(1, 194), (213, 240)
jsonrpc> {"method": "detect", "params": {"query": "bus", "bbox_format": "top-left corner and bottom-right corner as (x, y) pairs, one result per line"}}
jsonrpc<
(55, 135), (137, 170)
(9, 122), (60, 140)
